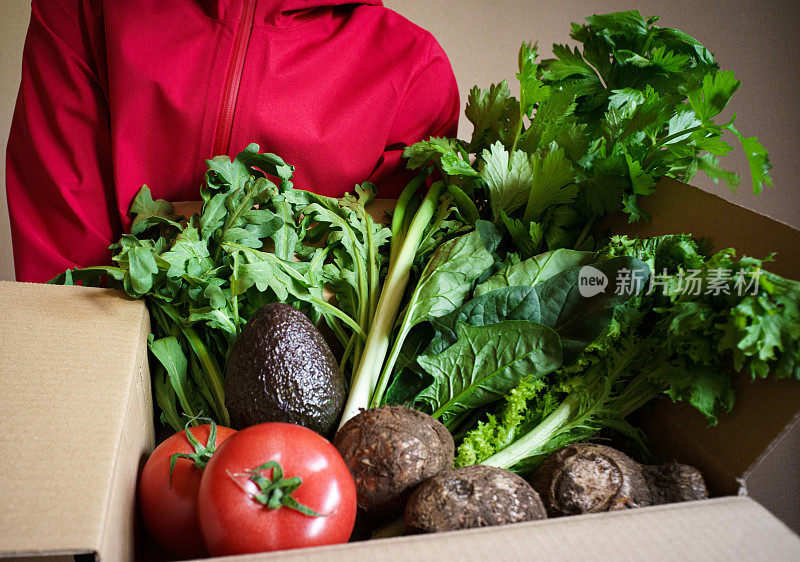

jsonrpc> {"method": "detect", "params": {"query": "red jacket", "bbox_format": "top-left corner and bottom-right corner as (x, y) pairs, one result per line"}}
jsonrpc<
(7, 0), (459, 282)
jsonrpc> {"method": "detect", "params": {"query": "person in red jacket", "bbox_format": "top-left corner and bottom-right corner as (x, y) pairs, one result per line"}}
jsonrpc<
(6, 0), (459, 283)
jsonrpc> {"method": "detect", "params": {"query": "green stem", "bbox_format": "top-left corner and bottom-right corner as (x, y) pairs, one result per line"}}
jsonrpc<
(324, 314), (349, 349)
(340, 332), (357, 376)
(390, 168), (432, 265)
(615, 368), (660, 418)
(653, 124), (706, 149)
(447, 184), (481, 225)
(311, 297), (366, 341)
(369, 315), (413, 408)
(231, 254), (241, 334)
(481, 393), (580, 469)
(159, 302), (230, 426)
(339, 181), (444, 428)
(351, 344), (363, 381)
(573, 216), (598, 250)
(352, 230), (370, 354)
(362, 208), (379, 325)
(510, 92), (526, 154)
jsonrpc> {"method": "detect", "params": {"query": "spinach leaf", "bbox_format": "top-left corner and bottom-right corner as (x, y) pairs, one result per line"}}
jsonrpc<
(426, 286), (541, 355)
(415, 320), (562, 420)
(535, 256), (650, 362)
(476, 248), (594, 296)
(403, 230), (495, 328)
(384, 368), (433, 408)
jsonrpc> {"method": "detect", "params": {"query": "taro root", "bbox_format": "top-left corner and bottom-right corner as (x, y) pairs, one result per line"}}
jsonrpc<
(531, 443), (707, 517)
(641, 461), (708, 505)
(333, 405), (454, 523)
(405, 465), (547, 533)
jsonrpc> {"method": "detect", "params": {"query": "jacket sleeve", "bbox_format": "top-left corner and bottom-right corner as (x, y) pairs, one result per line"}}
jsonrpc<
(367, 35), (460, 198)
(6, 0), (120, 283)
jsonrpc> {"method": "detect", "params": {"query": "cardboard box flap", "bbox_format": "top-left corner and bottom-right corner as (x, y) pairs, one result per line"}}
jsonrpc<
(0, 282), (152, 558)
(607, 177), (800, 280)
(205, 497), (800, 561)
(743, 410), (800, 533)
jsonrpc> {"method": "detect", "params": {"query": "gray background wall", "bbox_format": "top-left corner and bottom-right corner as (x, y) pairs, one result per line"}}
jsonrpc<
(2, 0), (798, 280)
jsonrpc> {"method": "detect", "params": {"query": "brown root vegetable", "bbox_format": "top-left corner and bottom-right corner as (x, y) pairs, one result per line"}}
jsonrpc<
(531, 443), (651, 516)
(405, 465), (547, 533)
(641, 462), (708, 504)
(333, 405), (454, 523)
(531, 443), (707, 517)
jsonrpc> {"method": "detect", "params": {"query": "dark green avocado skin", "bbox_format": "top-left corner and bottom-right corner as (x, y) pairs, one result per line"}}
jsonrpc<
(224, 303), (346, 437)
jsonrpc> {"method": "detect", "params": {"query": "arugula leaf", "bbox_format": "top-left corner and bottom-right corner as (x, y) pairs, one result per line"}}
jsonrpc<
(129, 186), (181, 235)
(160, 226), (214, 279)
(53, 144), (378, 430)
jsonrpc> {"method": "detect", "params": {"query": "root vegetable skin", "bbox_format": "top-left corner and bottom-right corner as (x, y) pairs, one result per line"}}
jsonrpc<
(531, 443), (708, 517)
(405, 465), (547, 533)
(641, 462), (708, 505)
(333, 406), (454, 523)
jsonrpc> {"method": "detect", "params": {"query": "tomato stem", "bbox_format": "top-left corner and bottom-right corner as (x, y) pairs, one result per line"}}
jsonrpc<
(230, 460), (328, 517)
(168, 416), (219, 488)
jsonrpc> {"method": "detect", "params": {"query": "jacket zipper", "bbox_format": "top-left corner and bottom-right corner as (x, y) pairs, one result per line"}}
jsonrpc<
(212, 0), (257, 157)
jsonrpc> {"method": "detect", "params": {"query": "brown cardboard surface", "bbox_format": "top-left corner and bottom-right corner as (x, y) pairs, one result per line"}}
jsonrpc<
(743, 411), (800, 532)
(0, 282), (153, 559)
(203, 497), (800, 562)
(607, 178), (800, 279)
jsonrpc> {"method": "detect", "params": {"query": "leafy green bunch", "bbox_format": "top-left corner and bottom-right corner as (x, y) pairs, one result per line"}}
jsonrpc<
(403, 10), (772, 258)
(453, 235), (800, 473)
(52, 144), (390, 431)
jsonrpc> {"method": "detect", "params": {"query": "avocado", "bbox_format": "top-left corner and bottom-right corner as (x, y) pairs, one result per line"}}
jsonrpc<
(224, 303), (346, 437)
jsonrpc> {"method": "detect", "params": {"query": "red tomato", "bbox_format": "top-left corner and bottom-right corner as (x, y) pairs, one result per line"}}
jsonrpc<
(197, 422), (357, 556)
(138, 423), (237, 559)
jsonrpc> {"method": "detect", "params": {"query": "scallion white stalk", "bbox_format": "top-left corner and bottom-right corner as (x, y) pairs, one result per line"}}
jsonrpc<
(338, 181), (444, 428)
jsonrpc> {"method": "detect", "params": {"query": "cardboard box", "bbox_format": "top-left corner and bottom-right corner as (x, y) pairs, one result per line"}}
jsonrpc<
(1, 179), (800, 560)
(0, 283), (153, 560)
